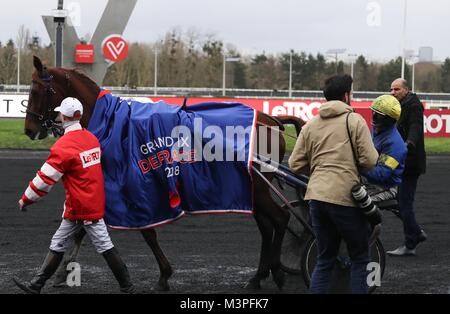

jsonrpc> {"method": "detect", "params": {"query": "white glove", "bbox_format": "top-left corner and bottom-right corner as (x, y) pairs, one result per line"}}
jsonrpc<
(18, 199), (27, 212)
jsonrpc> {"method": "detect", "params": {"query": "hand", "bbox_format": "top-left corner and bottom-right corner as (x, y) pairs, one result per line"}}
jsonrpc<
(18, 199), (27, 212)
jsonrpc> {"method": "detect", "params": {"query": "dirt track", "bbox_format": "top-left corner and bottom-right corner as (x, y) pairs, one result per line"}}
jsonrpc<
(0, 150), (449, 294)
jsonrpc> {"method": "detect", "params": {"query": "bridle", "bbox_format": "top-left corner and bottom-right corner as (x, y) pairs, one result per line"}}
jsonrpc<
(26, 69), (70, 137)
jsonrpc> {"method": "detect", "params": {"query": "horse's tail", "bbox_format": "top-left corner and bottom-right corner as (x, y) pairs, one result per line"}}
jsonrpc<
(275, 116), (305, 136)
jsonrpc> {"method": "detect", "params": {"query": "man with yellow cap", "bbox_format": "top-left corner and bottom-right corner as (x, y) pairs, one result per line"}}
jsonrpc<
(362, 95), (407, 202)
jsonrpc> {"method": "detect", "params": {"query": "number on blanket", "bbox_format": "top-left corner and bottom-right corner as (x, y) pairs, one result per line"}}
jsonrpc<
(165, 166), (180, 178)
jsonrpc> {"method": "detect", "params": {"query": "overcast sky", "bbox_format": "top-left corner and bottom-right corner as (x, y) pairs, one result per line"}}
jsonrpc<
(1, 0), (450, 62)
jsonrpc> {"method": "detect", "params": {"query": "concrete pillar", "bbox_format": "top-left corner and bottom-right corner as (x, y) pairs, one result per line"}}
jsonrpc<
(42, 0), (137, 86)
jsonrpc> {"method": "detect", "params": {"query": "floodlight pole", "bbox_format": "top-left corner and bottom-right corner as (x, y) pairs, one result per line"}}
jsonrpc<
(17, 44), (21, 92)
(222, 54), (227, 96)
(411, 55), (418, 92)
(55, 0), (65, 68)
(154, 46), (158, 96)
(348, 53), (358, 92)
(401, 0), (408, 79)
(222, 55), (240, 96)
(289, 50), (293, 98)
(334, 52), (339, 73)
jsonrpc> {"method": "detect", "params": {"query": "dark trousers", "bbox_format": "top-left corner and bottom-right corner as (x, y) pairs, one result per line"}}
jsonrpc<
(398, 175), (422, 249)
(309, 200), (370, 294)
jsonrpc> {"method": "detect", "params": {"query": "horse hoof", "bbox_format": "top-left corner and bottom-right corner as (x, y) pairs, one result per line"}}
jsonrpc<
(152, 281), (170, 292)
(244, 278), (261, 290)
(272, 270), (286, 290)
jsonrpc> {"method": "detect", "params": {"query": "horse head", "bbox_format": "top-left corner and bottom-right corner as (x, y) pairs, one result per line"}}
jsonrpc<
(25, 56), (100, 140)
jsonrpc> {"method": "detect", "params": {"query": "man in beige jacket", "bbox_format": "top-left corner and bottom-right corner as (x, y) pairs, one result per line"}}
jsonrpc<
(289, 74), (378, 294)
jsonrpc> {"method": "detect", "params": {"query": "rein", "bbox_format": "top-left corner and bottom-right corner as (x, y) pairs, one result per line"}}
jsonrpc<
(256, 122), (298, 140)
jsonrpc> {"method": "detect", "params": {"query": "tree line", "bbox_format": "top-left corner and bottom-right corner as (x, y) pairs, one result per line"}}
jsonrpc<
(2, 28), (450, 93)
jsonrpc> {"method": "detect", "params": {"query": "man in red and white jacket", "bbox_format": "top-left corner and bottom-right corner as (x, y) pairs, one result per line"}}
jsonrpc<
(14, 97), (134, 294)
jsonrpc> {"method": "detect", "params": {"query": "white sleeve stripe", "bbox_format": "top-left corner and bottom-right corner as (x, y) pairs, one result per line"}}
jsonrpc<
(25, 187), (41, 202)
(41, 163), (63, 181)
(33, 175), (53, 192)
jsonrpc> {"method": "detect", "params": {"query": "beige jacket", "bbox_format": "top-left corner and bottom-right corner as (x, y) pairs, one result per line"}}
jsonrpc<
(288, 101), (378, 207)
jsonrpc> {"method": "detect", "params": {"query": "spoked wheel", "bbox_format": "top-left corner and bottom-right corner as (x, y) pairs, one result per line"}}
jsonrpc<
(301, 236), (386, 294)
(280, 200), (313, 275)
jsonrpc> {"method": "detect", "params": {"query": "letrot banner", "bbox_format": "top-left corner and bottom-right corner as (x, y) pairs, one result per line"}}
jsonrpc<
(1, 94), (449, 137)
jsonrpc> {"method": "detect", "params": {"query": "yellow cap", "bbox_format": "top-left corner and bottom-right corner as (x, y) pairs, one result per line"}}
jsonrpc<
(370, 95), (401, 121)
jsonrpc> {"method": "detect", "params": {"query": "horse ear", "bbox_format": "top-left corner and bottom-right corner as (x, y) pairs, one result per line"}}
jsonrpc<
(33, 56), (43, 74)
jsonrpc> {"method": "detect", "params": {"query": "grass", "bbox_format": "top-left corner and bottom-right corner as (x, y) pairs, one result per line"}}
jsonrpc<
(0, 119), (57, 150)
(424, 137), (450, 154)
(1, 119), (450, 154)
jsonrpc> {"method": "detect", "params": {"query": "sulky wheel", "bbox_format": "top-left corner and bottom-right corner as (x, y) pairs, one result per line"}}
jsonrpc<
(301, 236), (386, 294)
(280, 200), (313, 275)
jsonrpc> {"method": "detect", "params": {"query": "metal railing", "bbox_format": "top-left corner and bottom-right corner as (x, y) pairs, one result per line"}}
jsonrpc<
(1, 84), (450, 108)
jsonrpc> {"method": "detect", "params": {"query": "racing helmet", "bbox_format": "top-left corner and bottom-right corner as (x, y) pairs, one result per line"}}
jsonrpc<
(370, 95), (401, 121)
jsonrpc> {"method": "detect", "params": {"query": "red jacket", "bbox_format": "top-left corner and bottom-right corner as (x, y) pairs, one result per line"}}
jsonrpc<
(21, 125), (105, 221)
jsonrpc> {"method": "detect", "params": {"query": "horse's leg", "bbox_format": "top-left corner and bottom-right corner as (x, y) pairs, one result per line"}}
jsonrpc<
(267, 204), (290, 290)
(53, 228), (87, 287)
(245, 211), (274, 290)
(140, 229), (173, 291)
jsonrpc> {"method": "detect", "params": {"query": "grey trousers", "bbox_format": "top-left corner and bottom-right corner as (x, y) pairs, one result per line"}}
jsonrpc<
(49, 219), (114, 254)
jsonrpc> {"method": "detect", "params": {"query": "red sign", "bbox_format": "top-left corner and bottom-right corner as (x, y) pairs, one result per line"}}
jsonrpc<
(102, 35), (129, 63)
(75, 44), (95, 64)
(137, 96), (450, 138)
(145, 97), (373, 122)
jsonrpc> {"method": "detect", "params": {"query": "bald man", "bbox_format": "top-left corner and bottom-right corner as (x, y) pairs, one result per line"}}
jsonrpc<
(387, 79), (427, 256)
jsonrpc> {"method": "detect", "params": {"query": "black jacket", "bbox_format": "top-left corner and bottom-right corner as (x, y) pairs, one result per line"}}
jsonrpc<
(396, 92), (426, 176)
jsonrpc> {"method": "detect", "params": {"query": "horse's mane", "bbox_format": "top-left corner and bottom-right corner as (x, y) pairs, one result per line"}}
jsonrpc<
(70, 68), (100, 90)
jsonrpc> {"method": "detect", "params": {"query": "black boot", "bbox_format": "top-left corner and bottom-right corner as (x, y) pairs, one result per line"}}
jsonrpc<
(102, 247), (135, 294)
(13, 250), (64, 294)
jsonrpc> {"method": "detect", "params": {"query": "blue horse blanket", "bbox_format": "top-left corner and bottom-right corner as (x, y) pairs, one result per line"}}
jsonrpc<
(88, 93), (256, 229)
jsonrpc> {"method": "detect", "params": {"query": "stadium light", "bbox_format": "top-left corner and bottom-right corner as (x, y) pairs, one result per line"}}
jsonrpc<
(222, 55), (241, 96)
(326, 49), (347, 73)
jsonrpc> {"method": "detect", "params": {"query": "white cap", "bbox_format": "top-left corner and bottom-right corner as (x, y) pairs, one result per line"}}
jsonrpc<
(54, 97), (84, 118)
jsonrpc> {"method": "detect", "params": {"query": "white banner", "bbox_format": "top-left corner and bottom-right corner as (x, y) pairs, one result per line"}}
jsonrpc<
(0, 94), (28, 118)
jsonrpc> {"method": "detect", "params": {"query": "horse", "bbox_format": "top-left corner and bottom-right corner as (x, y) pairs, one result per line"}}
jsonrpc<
(24, 55), (305, 291)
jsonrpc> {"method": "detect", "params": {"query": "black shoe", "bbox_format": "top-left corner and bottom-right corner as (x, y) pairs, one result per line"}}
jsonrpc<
(120, 285), (136, 294)
(416, 230), (428, 245)
(13, 277), (41, 294)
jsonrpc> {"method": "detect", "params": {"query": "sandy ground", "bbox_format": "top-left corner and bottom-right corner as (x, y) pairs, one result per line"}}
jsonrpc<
(0, 150), (449, 294)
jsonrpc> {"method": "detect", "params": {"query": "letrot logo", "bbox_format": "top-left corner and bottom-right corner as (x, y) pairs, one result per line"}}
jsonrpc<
(79, 148), (102, 169)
